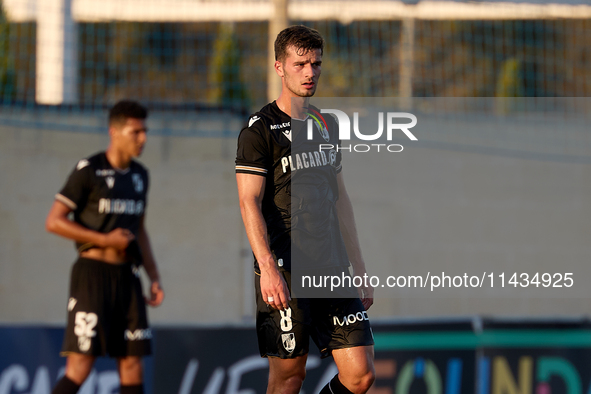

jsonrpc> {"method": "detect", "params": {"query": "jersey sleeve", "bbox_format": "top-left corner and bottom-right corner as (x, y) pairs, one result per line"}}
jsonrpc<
(56, 159), (92, 211)
(235, 116), (271, 177)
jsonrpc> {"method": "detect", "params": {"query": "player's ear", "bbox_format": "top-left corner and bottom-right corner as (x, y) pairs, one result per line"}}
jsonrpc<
(108, 124), (121, 139)
(275, 60), (284, 77)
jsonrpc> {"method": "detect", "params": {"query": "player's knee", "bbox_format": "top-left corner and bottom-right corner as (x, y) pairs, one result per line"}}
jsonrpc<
(356, 368), (375, 393)
(341, 367), (375, 394)
(277, 365), (306, 382)
(65, 354), (95, 384)
(270, 364), (305, 392)
(282, 373), (306, 393)
(118, 357), (143, 384)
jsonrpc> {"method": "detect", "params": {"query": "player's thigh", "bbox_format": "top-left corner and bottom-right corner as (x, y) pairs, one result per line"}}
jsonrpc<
(268, 355), (308, 380)
(117, 356), (143, 385)
(109, 267), (152, 358)
(63, 258), (112, 356)
(311, 297), (374, 359)
(255, 272), (312, 359)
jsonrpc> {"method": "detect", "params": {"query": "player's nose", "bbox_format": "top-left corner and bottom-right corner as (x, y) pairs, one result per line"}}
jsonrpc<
(138, 131), (147, 144)
(304, 63), (316, 78)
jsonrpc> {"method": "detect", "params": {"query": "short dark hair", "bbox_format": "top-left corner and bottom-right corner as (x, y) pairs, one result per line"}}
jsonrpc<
(274, 25), (324, 62)
(109, 100), (148, 127)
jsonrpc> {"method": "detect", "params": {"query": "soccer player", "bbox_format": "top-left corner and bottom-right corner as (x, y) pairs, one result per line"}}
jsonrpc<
(235, 26), (375, 394)
(46, 100), (164, 394)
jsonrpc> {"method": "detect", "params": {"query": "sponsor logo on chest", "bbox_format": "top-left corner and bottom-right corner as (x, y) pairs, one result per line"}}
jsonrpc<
(281, 149), (338, 174)
(98, 199), (144, 215)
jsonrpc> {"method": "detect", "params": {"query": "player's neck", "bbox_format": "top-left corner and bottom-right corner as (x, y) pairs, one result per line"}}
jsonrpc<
(276, 93), (309, 120)
(105, 146), (132, 170)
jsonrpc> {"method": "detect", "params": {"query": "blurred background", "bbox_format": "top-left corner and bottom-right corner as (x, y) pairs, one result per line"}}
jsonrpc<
(1, 1), (591, 393)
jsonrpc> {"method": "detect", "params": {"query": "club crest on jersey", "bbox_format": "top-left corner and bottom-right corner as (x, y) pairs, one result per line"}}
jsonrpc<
(132, 173), (144, 193)
(318, 123), (330, 142)
(282, 333), (295, 353)
(306, 109), (330, 142)
(307, 117), (330, 142)
(106, 177), (115, 189)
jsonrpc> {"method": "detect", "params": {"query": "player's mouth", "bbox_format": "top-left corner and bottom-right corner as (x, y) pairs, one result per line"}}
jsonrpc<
(302, 81), (315, 89)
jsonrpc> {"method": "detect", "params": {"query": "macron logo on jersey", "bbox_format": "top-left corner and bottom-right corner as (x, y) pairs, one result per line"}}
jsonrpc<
(282, 129), (292, 142)
(77, 159), (90, 170)
(249, 116), (260, 127)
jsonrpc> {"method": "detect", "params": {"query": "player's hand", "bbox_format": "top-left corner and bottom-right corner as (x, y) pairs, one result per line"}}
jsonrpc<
(260, 268), (291, 311)
(103, 228), (135, 250)
(146, 280), (164, 307)
(359, 284), (374, 310)
(353, 268), (374, 310)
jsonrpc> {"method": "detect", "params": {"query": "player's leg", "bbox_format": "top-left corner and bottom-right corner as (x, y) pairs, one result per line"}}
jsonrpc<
(113, 264), (151, 394)
(312, 296), (375, 394)
(325, 345), (375, 394)
(255, 271), (312, 394)
(53, 258), (109, 393)
(117, 356), (144, 394)
(51, 353), (96, 394)
(268, 355), (308, 394)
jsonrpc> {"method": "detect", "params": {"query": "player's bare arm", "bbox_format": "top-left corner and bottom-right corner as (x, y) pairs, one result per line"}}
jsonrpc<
(137, 216), (164, 307)
(46, 200), (135, 252)
(335, 171), (374, 310)
(236, 172), (290, 311)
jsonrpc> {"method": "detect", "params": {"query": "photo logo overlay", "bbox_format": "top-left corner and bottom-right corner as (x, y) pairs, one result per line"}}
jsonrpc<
(306, 108), (418, 153)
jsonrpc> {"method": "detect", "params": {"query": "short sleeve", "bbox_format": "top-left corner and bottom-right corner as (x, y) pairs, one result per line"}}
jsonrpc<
(235, 117), (271, 177)
(56, 159), (92, 210)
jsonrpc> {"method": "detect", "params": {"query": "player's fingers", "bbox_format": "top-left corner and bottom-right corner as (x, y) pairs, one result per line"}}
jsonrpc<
(277, 290), (289, 311)
(362, 298), (369, 310)
(154, 289), (164, 306)
(147, 294), (162, 307)
(362, 297), (373, 310)
(263, 291), (277, 309)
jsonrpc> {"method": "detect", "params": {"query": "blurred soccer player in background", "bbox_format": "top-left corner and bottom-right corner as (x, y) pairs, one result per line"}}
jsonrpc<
(46, 100), (164, 394)
(236, 25), (375, 394)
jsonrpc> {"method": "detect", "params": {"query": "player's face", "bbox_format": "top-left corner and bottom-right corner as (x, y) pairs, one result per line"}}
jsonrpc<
(112, 118), (147, 158)
(278, 46), (322, 98)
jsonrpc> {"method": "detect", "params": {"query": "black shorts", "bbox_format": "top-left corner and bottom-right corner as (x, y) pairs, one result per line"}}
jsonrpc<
(255, 270), (374, 359)
(61, 257), (151, 357)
